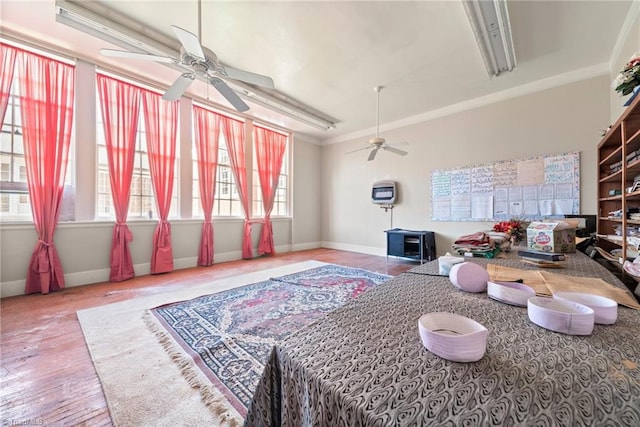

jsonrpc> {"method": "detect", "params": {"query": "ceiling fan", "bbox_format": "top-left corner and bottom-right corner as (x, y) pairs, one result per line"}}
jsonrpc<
(347, 86), (408, 161)
(99, 0), (274, 112)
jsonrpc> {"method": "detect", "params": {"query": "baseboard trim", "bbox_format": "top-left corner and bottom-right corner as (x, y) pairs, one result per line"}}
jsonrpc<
(320, 241), (386, 257)
(1, 244), (329, 298)
(1, 252), (240, 298)
(291, 241), (322, 251)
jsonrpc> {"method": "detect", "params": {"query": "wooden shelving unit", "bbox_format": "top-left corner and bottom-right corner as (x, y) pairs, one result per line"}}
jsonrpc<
(597, 91), (640, 288)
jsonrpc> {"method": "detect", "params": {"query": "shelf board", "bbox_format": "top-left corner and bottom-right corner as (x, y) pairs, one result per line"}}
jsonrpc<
(599, 145), (623, 165)
(626, 190), (640, 200)
(598, 216), (622, 222)
(597, 235), (623, 247)
(627, 158), (640, 175)
(626, 127), (640, 147)
(599, 169), (622, 182)
(603, 217), (640, 225)
(598, 195), (622, 201)
(597, 123), (622, 150)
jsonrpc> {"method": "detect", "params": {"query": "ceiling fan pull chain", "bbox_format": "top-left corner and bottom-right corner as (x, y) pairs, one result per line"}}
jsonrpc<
(198, 0), (202, 42)
(375, 85), (382, 138)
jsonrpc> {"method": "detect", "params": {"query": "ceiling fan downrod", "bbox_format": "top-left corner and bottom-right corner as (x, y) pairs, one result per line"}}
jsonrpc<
(374, 85), (383, 139)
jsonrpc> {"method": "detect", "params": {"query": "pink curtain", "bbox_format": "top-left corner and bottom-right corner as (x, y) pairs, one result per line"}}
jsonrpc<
(18, 51), (75, 294)
(221, 117), (255, 259)
(0, 44), (18, 122)
(254, 126), (287, 256)
(97, 74), (141, 281)
(142, 90), (178, 274)
(193, 106), (221, 266)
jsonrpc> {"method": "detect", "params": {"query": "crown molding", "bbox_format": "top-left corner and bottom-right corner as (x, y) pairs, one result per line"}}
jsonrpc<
(322, 63), (609, 145)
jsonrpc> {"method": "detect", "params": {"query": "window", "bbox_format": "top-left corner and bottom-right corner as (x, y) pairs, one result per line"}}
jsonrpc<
(96, 92), (178, 220)
(0, 77), (30, 221)
(252, 133), (289, 217)
(216, 143), (242, 216)
(1, 42), (75, 222)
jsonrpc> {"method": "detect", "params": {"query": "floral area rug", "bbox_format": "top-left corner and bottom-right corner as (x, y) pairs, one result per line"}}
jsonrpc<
(148, 264), (391, 420)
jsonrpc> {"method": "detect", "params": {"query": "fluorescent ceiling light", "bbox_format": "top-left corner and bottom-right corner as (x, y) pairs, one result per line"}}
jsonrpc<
(54, 0), (337, 131)
(55, 1), (175, 57)
(463, 0), (516, 77)
(230, 82), (337, 131)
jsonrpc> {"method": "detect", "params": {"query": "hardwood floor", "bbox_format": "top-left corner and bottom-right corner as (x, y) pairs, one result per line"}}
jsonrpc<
(0, 248), (416, 426)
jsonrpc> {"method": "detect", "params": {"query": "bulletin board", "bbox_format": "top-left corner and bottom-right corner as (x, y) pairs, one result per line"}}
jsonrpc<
(430, 151), (580, 221)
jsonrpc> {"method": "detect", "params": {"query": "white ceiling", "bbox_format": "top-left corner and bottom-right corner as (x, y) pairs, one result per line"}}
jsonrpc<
(0, 0), (634, 143)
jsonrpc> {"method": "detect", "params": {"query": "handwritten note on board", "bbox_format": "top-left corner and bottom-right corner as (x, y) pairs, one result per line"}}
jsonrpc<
(430, 152), (579, 221)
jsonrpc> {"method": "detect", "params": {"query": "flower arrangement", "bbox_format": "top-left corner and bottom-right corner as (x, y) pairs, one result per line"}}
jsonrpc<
(493, 219), (525, 243)
(612, 52), (640, 96)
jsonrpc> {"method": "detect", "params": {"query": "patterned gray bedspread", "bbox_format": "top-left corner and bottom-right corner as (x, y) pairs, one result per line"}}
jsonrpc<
(245, 251), (640, 426)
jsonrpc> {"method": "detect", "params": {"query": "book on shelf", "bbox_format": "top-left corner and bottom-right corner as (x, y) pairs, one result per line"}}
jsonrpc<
(517, 249), (565, 261)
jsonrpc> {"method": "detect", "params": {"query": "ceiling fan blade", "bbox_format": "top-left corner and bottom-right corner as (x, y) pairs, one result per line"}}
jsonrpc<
(368, 148), (379, 161)
(387, 141), (409, 147)
(162, 73), (195, 101)
(220, 65), (275, 89)
(210, 77), (250, 112)
(100, 49), (174, 63)
(171, 25), (206, 60)
(345, 146), (372, 154)
(382, 145), (408, 156)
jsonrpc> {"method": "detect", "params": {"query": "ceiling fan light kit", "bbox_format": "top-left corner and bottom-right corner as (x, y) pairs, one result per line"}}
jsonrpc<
(462, 0), (516, 77)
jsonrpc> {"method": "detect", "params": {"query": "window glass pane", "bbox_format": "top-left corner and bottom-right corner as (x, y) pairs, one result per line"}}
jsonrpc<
(13, 133), (23, 155)
(230, 200), (242, 216)
(0, 193), (30, 220)
(13, 98), (21, 126)
(0, 78), (33, 220)
(217, 199), (230, 216)
(0, 194), (8, 212)
(15, 157), (26, 182)
(0, 128), (11, 152)
(0, 154), (10, 181)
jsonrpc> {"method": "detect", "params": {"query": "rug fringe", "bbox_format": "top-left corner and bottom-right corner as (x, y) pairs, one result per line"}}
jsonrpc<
(143, 310), (243, 427)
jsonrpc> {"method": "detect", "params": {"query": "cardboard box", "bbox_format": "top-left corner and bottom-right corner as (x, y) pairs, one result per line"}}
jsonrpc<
(526, 221), (576, 253)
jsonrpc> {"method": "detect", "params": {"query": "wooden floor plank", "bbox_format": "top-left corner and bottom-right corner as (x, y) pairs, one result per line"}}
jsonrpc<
(0, 249), (416, 426)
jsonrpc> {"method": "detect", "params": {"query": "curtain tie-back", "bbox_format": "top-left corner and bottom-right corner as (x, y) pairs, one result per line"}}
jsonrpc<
(158, 220), (171, 247)
(115, 223), (134, 242)
(36, 241), (55, 273)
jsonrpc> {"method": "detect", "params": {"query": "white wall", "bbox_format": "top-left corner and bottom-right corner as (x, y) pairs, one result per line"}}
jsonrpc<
(291, 135), (322, 250)
(610, 4), (640, 122)
(320, 76), (610, 257)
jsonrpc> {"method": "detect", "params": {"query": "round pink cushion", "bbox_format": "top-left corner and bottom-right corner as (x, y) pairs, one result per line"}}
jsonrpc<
(449, 262), (489, 293)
